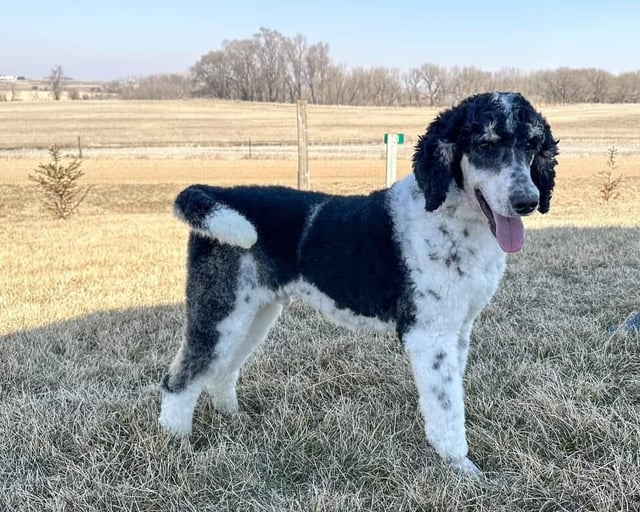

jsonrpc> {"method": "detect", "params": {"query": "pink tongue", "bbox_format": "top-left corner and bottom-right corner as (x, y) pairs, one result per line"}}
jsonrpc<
(493, 213), (525, 253)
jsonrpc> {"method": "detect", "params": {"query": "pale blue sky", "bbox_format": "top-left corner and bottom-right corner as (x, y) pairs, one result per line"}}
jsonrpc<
(2, 0), (638, 80)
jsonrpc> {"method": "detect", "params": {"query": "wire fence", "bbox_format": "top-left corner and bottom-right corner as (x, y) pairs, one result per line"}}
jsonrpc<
(0, 138), (418, 161)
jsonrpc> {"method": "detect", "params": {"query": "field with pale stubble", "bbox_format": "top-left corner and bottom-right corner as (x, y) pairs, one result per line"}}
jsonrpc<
(1, 100), (639, 511)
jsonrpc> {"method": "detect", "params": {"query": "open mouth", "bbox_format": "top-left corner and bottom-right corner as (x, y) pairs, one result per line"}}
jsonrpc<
(475, 189), (496, 236)
(474, 189), (525, 253)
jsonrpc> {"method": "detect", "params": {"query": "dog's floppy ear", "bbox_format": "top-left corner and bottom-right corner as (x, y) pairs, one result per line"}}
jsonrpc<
(413, 102), (467, 211)
(531, 118), (558, 214)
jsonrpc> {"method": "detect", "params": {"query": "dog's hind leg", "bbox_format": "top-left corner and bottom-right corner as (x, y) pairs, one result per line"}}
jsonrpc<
(159, 299), (238, 436)
(206, 301), (283, 415)
(159, 299), (279, 435)
(159, 245), (281, 435)
(158, 326), (218, 437)
(159, 241), (260, 436)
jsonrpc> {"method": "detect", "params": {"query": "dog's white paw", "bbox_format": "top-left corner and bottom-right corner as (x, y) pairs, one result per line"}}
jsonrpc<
(158, 408), (193, 437)
(212, 394), (239, 416)
(158, 390), (198, 437)
(208, 378), (240, 416)
(449, 457), (482, 479)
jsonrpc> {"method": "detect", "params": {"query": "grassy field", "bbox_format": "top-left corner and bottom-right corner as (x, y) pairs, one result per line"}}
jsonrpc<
(1, 100), (640, 157)
(1, 100), (639, 511)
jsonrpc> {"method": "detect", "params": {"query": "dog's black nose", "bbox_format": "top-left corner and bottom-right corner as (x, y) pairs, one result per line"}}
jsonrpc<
(511, 194), (538, 215)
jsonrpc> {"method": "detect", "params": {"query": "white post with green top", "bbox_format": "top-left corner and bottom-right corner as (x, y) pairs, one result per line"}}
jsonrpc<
(384, 133), (404, 187)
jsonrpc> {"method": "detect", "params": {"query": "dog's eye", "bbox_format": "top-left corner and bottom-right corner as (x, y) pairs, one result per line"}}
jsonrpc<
(478, 141), (494, 151)
(526, 139), (539, 151)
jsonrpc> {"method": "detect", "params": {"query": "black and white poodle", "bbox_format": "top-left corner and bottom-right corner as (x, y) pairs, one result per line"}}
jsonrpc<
(159, 92), (558, 477)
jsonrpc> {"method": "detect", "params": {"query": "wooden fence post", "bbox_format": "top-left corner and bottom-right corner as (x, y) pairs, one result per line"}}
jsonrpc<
(296, 100), (309, 190)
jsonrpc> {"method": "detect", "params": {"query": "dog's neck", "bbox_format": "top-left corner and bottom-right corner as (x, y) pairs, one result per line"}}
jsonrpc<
(390, 174), (487, 230)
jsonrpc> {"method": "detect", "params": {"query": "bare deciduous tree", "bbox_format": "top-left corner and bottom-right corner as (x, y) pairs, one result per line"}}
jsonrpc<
(416, 63), (448, 106)
(492, 68), (529, 96)
(611, 71), (640, 102)
(322, 63), (348, 105)
(305, 42), (331, 104)
(284, 34), (308, 101)
(125, 28), (640, 107)
(402, 69), (422, 106)
(581, 68), (612, 103)
(536, 67), (584, 103)
(0, 81), (18, 102)
(120, 74), (190, 100)
(192, 50), (231, 98)
(49, 65), (64, 100)
(253, 27), (287, 102)
(448, 66), (492, 104)
(226, 38), (260, 101)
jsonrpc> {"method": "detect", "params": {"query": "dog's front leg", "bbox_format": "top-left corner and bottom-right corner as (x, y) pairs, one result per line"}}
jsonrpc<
(403, 327), (481, 478)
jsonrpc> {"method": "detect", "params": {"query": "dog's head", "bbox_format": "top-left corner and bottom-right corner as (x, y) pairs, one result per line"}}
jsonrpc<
(413, 92), (558, 252)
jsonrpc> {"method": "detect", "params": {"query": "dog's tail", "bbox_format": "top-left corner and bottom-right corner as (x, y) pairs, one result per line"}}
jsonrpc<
(173, 185), (258, 249)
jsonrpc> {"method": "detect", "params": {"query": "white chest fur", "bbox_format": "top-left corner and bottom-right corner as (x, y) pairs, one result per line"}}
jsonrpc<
(388, 176), (506, 329)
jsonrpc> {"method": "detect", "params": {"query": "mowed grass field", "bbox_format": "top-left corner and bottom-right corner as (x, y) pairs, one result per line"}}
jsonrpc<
(1, 100), (639, 511)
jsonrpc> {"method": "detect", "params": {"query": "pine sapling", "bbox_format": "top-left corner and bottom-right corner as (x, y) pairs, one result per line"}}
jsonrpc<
(29, 145), (92, 219)
(597, 145), (623, 203)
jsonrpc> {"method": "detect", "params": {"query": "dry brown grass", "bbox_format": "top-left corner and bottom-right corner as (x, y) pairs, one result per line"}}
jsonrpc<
(1, 100), (640, 157)
(0, 101), (382, 149)
(3, 152), (640, 228)
(2, 155), (640, 183)
(1, 100), (639, 510)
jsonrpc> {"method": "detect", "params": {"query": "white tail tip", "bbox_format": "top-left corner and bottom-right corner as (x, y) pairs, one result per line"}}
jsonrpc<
(198, 207), (257, 249)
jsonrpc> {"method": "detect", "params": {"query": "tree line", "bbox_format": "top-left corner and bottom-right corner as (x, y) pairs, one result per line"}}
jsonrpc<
(109, 27), (639, 105)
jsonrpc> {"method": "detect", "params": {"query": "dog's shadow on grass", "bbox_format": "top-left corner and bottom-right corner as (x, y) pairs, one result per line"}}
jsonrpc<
(1, 304), (182, 401)
(2, 301), (439, 508)
(1, 299), (420, 449)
